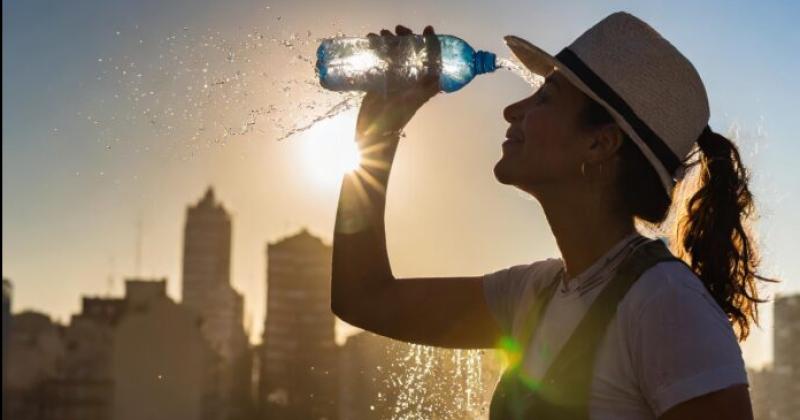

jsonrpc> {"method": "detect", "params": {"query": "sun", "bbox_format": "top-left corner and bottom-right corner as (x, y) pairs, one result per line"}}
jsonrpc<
(301, 109), (362, 188)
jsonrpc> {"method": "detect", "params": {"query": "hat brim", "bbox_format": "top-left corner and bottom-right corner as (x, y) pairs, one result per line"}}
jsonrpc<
(503, 35), (677, 193)
(504, 35), (559, 77)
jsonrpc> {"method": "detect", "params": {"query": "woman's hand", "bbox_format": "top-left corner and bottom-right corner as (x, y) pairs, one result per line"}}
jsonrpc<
(355, 25), (441, 149)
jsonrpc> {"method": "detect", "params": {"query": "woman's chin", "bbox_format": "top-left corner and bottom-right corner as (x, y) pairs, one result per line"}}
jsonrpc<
(493, 161), (517, 185)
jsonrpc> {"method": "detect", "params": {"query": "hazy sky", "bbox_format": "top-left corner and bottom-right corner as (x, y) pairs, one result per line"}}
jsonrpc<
(3, 0), (798, 367)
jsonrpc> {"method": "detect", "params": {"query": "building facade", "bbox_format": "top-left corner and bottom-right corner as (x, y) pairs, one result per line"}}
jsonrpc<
(3, 311), (66, 420)
(181, 187), (250, 418)
(260, 229), (338, 420)
(3, 279), (11, 409)
(770, 294), (800, 419)
(112, 279), (220, 420)
(744, 293), (800, 420)
(44, 296), (126, 420)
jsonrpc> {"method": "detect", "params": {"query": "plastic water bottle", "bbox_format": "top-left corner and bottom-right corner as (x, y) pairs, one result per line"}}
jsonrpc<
(316, 35), (497, 94)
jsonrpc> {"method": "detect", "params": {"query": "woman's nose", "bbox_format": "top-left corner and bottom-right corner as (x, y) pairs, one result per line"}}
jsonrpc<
(503, 100), (524, 123)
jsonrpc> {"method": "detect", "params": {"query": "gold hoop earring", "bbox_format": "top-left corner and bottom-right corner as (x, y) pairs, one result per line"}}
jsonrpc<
(580, 162), (586, 177)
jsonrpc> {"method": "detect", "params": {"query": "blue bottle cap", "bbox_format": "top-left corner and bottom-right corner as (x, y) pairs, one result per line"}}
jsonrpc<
(474, 51), (497, 75)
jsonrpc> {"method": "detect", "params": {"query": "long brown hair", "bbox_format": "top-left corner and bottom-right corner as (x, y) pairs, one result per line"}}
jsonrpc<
(581, 99), (777, 341)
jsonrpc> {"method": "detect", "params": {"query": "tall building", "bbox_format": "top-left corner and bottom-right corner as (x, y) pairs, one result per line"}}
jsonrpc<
(3, 279), (11, 409)
(773, 294), (800, 373)
(181, 187), (250, 417)
(770, 294), (800, 419)
(744, 293), (800, 420)
(181, 187), (247, 360)
(260, 229), (338, 420)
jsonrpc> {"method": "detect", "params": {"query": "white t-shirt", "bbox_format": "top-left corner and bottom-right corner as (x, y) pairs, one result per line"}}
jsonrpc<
(482, 244), (748, 419)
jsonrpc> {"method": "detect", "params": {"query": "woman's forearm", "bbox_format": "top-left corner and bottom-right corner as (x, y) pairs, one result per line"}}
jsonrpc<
(331, 136), (399, 322)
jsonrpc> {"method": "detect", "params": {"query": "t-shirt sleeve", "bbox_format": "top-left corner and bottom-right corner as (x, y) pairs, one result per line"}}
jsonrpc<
(482, 263), (538, 335)
(627, 262), (749, 417)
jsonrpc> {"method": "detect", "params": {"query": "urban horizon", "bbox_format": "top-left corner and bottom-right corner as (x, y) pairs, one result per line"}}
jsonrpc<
(3, 185), (360, 347)
(4, 182), (791, 367)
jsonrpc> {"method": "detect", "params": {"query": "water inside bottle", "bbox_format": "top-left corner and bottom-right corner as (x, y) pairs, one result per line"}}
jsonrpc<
(295, 56), (542, 141)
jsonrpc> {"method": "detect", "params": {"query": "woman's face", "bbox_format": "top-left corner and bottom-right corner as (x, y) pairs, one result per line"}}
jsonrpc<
(494, 70), (593, 193)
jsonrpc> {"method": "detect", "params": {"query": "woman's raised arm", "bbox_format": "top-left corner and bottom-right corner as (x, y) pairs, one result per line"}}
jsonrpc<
(331, 25), (504, 350)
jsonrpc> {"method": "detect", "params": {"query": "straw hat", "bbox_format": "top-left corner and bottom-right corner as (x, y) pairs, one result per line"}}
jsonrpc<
(505, 12), (709, 193)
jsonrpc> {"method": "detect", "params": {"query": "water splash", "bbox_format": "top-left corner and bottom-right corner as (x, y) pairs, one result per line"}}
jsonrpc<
(89, 22), (357, 155)
(275, 93), (361, 141)
(89, 23), (546, 156)
(385, 344), (502, 420)
(496, 57), (544, 88)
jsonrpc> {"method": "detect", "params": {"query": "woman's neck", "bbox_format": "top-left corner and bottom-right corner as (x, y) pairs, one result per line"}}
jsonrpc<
(536, 185), (636, 282)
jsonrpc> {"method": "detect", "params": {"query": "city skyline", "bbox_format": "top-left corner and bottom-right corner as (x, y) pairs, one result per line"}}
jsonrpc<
(4, 182), (794, 359)
(4, 0), (799, 372)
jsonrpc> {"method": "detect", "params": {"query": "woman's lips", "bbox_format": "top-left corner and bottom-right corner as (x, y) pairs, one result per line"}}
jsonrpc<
(502, 138), (524, 146)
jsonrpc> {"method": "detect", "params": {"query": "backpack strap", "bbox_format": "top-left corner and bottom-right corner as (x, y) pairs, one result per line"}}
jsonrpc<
(535, 239), (679, 418)
(489, 239), (680, 420)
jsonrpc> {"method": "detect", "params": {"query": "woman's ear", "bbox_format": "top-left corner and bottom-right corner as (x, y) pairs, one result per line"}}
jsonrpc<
(587, 123), (624, 163)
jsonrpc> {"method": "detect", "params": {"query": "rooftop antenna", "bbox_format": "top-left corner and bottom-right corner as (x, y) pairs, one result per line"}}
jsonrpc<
(135, 214), (143, 277)
(106, 255), (116, 296)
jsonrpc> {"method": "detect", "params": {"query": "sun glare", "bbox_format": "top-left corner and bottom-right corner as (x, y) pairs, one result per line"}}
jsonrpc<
(301, 109), (362, 188)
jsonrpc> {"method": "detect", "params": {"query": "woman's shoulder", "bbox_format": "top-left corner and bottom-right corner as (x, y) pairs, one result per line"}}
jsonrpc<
(502, 257), (564, 291)
(482, 257), (565, 335)
(615, 261), (747, 417)
(619, 259), (731, 328)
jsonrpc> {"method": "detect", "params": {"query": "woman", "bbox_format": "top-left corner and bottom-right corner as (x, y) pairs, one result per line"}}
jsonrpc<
(331, 12), (771, 420)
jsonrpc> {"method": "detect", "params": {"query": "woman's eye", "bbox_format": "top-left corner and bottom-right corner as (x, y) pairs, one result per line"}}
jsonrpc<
(533, 90), (549, 104)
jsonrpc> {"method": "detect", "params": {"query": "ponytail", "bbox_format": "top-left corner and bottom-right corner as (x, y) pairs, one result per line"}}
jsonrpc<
(580, 98), (777, 342)
(677, 127), (776, 341)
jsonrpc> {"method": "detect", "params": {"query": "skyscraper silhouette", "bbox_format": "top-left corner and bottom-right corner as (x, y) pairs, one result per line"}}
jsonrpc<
(260, 228), (338, 420)
(771, 294), (800, 418)
(181, 187), (250, 418)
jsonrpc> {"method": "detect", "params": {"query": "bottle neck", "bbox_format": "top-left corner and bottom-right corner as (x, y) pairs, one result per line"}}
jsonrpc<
(474, 51), (497, 75)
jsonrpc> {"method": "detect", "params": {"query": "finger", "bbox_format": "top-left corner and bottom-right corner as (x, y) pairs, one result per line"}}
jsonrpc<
(396, 25), (413, 36)
(423, 26), (441, 81)
(367, 32), (382, 50)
